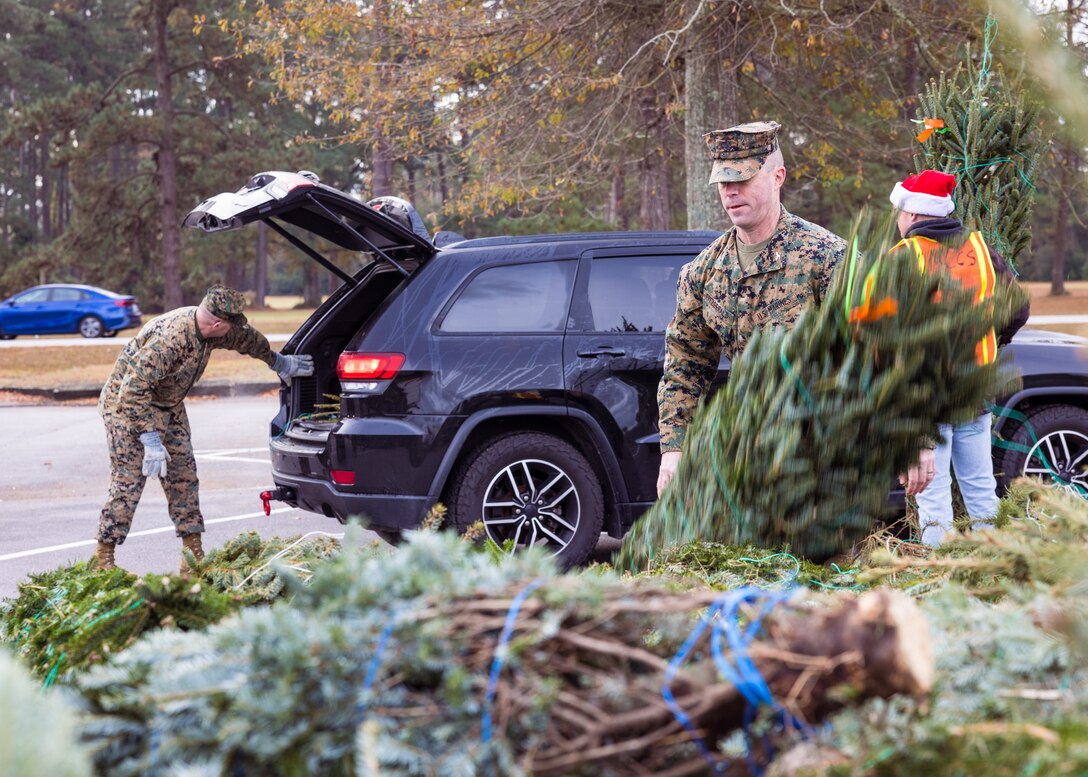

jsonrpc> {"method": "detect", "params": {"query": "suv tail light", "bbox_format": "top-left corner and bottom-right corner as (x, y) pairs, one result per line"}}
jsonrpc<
(338, 352), (405, 380)
(330, 469), (356, 486)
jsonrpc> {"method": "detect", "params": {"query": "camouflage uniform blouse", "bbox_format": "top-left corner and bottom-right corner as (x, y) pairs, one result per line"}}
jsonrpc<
(98, 307), (277, 431)
(658, 207), (846, 452)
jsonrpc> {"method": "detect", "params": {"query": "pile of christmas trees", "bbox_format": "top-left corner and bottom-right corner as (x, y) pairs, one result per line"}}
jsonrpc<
(2, 484), (1085, 777)
(65, 530), (937, 777)
(0, 531), (342, 683)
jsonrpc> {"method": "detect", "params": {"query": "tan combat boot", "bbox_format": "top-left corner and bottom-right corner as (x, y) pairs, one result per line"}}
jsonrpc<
(180, 533), (205, 575)
(92, 541), (117, 571)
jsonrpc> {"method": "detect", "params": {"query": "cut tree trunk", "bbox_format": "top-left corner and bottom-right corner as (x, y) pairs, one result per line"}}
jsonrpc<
(440, 587), (933, 777)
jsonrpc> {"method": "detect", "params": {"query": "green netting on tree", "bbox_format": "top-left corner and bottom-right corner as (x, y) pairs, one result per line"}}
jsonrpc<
(619, 208), (1026, 569)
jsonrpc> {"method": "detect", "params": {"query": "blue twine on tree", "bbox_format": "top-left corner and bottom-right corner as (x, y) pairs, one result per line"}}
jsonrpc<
(711, 587), (813, 774)
(355, 608), (403, 721)
(146, 728), (162, 777)
(482, 577), (545, 743)
(661, 586), (804, 775)
(661, 594), (734, 773)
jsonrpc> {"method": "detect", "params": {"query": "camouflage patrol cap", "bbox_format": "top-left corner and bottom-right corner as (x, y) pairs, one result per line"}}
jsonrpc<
(705, 121), (782, 184)
(201, 285), (247, 326)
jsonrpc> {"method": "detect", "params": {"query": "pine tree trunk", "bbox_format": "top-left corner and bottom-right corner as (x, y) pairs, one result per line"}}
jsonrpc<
(639, 151), (669, 230)
(153, 0), (183, 310)
(254, 221), (268, 308)
(683, 7), (737, 231)
(608, 163), (628, 228)
(437, 151), (450, 206)
(371, 135), (394, 197)
(58, 162), (69, 235)
(302, 262), (320, 307)
(638, 90), (670, 231)
(39, 136), (52, 242)
(227, 257), (244, 293)
(1051, 0), (1076, 297)
(26, 139), (38, 244)
(901, 34), (918, 121)
(1052, 151), (1069, 296)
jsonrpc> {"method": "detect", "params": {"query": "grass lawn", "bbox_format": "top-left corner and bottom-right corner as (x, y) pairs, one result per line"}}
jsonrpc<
(1022, 280), (1088, 339)
(0, 307), (315, 392)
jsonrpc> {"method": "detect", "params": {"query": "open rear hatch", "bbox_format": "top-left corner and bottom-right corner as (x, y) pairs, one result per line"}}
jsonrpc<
(184, 170), (435, 282)
(183, 170), (437, 425)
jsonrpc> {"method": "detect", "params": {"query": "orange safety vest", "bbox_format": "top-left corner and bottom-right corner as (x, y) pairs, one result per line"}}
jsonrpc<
(890, 231), (998, 365)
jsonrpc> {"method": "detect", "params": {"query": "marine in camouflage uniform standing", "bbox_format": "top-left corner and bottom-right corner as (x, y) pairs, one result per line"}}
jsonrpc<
(94, 286), (314, 572)
(657, 121), (847, 495)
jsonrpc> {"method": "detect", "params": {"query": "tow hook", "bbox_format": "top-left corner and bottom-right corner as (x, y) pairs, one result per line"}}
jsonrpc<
(259, 487), (294, 515)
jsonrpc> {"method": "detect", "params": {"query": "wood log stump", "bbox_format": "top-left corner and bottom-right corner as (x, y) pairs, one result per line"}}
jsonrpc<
(501, 588), (933, 777)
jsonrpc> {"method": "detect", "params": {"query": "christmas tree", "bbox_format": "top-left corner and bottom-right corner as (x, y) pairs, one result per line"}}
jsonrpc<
(912, 21), (1046, 267)
(619, 208), (1025, 568)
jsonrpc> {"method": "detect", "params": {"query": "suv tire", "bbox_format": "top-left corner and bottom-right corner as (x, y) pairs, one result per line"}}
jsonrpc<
(449, 432), (604, 568)
(997, 403), (1088, 491)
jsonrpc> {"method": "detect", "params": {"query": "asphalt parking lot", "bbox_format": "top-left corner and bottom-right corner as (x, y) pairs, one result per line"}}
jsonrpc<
(0, 395), (373, 598)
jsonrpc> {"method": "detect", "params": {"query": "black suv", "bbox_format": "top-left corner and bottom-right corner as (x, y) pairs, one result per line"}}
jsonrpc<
(186, 171), (1088, 565)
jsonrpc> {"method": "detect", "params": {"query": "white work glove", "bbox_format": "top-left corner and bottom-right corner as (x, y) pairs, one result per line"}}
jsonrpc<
(139, 431), (171, 479)
(273, 352), (314, 383)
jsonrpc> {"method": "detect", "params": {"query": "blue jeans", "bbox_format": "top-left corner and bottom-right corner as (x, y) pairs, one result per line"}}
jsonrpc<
(917, 413), (999, 546)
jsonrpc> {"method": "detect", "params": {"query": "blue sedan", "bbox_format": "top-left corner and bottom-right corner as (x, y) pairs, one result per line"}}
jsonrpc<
(0, 284), (142, 339)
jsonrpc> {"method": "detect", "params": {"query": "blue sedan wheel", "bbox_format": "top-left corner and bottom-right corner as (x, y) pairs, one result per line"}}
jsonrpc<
(79, 315), (105, 338)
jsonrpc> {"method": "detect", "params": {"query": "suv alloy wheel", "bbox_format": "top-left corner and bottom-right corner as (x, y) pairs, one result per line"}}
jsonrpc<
(448, 432), (604, 568)
(998, 403), (1088, 492)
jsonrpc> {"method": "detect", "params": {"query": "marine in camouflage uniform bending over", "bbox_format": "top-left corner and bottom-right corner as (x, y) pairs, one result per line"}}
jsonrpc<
(93, 286), (314, 572)
(657, 121), (847, 495)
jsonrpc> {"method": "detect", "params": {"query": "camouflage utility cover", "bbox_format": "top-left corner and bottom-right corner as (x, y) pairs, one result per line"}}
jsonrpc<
(706, 121), (781, 184)
(657, 207), (846, 452)
(202, 285), (248, 325)
(99, 306), (276, 431)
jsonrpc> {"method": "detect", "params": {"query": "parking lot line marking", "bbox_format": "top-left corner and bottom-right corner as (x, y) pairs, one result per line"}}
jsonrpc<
(194, 448), (269, 455)
(0, 507), (293, 561)
(196, 455), (271, 463)
(194, 448), (270, 464)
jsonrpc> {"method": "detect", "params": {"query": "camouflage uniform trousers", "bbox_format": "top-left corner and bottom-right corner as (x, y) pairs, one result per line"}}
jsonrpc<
(97, 403), (204, 545)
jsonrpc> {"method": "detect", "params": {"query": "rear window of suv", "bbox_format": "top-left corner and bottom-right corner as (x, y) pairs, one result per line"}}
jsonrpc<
(439, 260), (576, 333)
(586, 255), (681, 333)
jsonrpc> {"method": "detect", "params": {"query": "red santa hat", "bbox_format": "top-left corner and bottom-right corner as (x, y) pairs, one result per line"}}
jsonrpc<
(889, 170), (957, 217)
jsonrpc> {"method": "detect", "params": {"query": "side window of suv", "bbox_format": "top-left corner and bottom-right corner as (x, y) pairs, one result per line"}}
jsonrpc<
(439, 260), (576, 333)
(585, 255), (683, 333)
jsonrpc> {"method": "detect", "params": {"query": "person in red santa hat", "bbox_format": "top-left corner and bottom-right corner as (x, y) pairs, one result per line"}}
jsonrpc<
(890, 169), (1030, 546)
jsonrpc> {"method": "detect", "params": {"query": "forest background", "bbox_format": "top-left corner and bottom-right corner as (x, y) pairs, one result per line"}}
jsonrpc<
(1, 0), (1085, 314)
